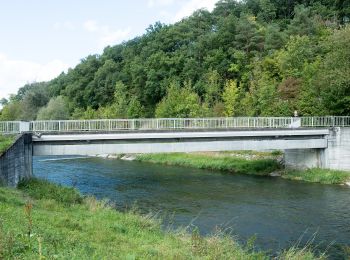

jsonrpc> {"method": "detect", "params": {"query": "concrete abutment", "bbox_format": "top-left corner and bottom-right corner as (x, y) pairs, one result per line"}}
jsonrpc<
(284, 127), (350, 171)
(0, 134), (33, 187)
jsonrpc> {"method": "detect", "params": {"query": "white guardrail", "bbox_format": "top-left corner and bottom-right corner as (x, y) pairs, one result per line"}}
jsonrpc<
(0, 116), (349, 134)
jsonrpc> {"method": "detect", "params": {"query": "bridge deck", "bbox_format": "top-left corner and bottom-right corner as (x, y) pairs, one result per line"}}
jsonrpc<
(32, 129), (329, 142)
(32, 128), (329, 156)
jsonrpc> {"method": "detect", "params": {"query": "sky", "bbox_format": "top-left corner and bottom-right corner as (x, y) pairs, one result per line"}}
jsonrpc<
(0, 0), (219, 100)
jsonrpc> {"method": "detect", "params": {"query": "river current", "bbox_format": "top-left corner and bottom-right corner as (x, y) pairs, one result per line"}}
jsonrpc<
(34, 156), (350, 259)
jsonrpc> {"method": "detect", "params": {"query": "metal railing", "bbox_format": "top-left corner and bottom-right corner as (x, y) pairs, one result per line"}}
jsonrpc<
(0, 116), (349, 134)
(0, 121), (21, 133)
(301, 116), (350, 127)
(29, 117), (294, 132)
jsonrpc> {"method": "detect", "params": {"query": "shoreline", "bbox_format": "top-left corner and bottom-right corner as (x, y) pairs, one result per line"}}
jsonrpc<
(98, 151), (350, 186)
(0, 178), (324, 259)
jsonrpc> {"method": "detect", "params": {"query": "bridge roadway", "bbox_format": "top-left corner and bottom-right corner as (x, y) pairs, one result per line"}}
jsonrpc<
(32, 128), (329, 156)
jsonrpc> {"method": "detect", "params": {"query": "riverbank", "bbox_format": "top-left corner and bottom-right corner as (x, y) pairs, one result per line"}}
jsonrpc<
(135, 152), (350, 185)
(0, 178), (323, 259)
(136, 152), (281, 176)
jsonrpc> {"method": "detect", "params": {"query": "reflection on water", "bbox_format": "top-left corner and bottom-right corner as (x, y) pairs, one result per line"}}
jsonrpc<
(34, 156), (350, 258)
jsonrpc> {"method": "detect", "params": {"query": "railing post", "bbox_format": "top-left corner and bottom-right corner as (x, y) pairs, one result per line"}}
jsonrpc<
(19, 121), (30, 133)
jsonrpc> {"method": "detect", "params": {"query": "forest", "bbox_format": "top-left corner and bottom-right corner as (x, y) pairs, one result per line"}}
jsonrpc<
(1, 0), (349, 120)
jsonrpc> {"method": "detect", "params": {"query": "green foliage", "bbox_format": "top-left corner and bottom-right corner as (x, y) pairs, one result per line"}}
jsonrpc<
(203, 69), (222, 106)
(37, 96), (70, 120)
(0, 102), (22, 121)
(235, 15), (264, 55)
(1, 0), (350, 119)
(315, 26), (350, 115)
(222, 80), (239, 116)
(136, 153), (280, 176)
(155, 82), (204, 118)
(0, 135), (15, 154)
(20, 83), (50, 120)
(288, 5), (319, 36)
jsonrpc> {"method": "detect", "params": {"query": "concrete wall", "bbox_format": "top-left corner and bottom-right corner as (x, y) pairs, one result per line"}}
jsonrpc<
(324, 127), (350, 170)
(0, 134), (32, 187)
(285, 127), (350, 171)
(284, 148), (325, 169)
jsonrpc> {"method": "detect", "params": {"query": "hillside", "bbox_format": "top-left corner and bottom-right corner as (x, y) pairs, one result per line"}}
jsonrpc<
(1, 0), (350, 120)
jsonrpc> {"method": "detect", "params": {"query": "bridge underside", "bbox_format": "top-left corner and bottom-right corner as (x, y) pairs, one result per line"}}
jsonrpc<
(32, 129), (328, 156)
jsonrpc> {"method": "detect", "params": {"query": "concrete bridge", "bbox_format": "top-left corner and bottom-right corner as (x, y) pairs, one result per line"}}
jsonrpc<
(1, 116), (350, 186)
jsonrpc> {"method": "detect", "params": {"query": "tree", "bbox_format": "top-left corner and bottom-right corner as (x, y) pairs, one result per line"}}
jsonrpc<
(20, 84), (50, 120)
(315, 25), (350, 115)
(91, 59), (119, 107)
(235, 15), (264, 55)
(0, 98), (8, 106)
(203, 69), (222, 106)
(0, 102), (22, 121)
(112, 81), (129, 118)
(222, 80), (239, 116)
(1, 0), (349, 119)
(155, 82), (203, 118)
(288, 5), (319, 36)
(37, 96), (70, 120)
(127, 97), (144, 118)
(257, 0), (277, 22)
(264, 24), (286, 52)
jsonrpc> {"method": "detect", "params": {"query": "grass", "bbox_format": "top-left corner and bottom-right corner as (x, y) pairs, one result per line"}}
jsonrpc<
(0, 178), (324, 259)
(0, 134), (16, 154)
(281, 168), (350, 185)
(136, 152), (281, 176)
(135, 152), (350, 185)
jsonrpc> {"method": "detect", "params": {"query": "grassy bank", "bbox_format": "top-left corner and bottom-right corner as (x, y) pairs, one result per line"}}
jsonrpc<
(135, 152), (350, 185)
(136, 152), (281, 176)
(0, 134), (15, 154)
(0, 178), (323, 259)
(281, 168), (350, 185)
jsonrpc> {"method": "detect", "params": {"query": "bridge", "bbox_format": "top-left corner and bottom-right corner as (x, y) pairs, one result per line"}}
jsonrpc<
(1, 116), (350, 186)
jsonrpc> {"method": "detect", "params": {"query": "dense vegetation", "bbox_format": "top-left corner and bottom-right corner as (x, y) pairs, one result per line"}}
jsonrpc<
(136, 152), (350, 184)
(0, 178), (324, 259)
(1, 0), (350, 120)
(136, 152), (280, 175)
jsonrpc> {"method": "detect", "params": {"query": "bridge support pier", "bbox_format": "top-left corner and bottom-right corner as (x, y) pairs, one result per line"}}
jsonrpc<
(284, 128), (350, 171)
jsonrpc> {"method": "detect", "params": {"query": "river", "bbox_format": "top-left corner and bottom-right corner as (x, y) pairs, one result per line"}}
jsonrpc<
(33, 156), (350, 259)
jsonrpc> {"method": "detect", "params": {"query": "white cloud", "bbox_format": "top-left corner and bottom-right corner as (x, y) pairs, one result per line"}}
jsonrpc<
(83, 20), (131, 49)
(0, 53), (69, 99)
(174, 0), (218, 22)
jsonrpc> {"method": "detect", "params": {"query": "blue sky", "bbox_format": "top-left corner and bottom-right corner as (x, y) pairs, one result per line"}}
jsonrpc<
(0, 0), (218, 99)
